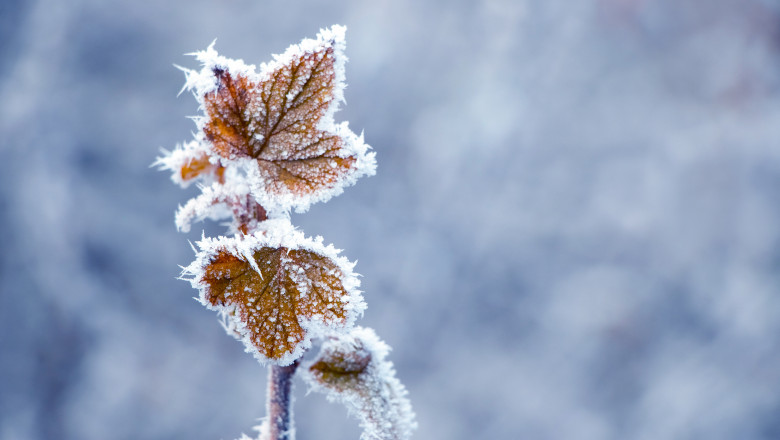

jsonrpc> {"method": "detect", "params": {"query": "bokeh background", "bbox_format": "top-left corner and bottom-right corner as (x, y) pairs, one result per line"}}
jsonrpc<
(3, 0), (780, 439)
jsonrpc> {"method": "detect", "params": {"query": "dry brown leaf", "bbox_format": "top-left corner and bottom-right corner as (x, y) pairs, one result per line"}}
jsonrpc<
(201, 43), (357, 199)
(200, 246), (351, 362)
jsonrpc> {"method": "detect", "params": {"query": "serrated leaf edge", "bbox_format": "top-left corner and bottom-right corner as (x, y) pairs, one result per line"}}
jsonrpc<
(181, 218), (366, 365)
(178, 26), (377, 216)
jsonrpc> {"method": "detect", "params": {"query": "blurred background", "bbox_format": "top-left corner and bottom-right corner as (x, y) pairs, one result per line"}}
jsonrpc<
(3, 0), (780, 439)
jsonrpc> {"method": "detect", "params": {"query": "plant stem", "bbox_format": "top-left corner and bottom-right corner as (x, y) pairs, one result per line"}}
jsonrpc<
(267, 360), (300, 440)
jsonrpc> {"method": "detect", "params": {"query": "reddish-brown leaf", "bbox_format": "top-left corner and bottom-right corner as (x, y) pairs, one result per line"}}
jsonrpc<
(201, 44), (358, 198)
(200, 246), (350, 361)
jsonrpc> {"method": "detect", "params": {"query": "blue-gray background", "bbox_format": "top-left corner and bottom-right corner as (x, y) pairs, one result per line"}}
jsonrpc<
(3, 0), (780, 439)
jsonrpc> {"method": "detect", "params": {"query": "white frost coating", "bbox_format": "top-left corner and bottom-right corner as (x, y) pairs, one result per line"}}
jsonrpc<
(246, 121), (377, 216)
(262, 25), (348, 126)
(178, 25), (376, 216)
(234, 420), (270, 440)
(153, 139), (216, 188)
(174, 181), (249, 232)
(302, 327), (417, 440)
(179, 40), (258, 99)
(181, 218), (366, 366)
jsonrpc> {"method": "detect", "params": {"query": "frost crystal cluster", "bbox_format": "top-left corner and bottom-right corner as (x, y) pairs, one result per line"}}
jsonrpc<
(156, 25), (415, 440)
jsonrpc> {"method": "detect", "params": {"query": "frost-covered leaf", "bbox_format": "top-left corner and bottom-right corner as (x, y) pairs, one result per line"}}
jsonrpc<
(154, 140), (225, 188)
(303, 327), (416, 440)
(181, 25), (376, 214)
(183, 219), (365, 365)
(202, 247), (344, 361)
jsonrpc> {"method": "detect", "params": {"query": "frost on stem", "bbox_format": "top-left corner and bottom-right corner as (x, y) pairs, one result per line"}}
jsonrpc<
(302, 327), (417, 440)
(182, 219), (365, 366)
